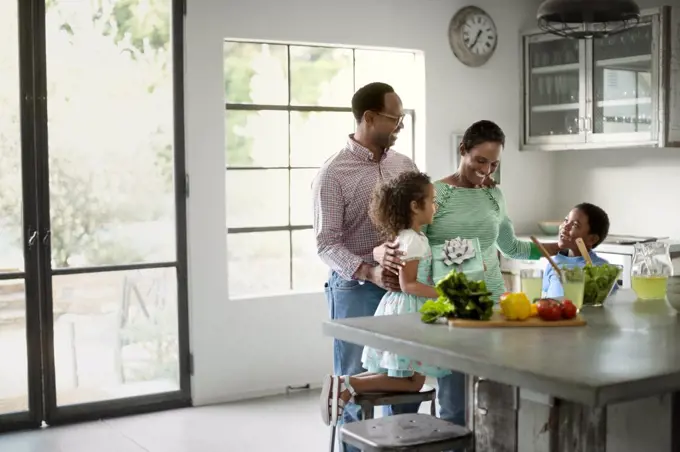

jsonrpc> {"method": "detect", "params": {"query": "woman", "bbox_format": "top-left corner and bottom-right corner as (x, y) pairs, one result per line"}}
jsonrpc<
(375, 119), (559, 426)
(430, 120), (559, 425)
(425, 119), (559, 301)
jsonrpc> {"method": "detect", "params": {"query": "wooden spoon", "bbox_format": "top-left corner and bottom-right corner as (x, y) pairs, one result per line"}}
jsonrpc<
(575, 238), (593, 265)
(530, 236), (562, 280)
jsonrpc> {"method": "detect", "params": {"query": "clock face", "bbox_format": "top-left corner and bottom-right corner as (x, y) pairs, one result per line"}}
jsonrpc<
(462, 13), (497, 56)
(448, 6), (498, 67)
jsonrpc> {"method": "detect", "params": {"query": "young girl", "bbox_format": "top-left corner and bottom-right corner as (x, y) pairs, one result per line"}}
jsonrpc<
(320, 171), (450, 426)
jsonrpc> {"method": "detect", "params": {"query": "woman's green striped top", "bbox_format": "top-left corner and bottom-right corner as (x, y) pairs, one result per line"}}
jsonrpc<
(422, 181), (541, 302)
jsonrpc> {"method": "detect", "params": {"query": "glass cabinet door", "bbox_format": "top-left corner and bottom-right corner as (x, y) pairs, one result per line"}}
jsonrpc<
(524, 34), (586, 146)
(587, 16), (659, 144)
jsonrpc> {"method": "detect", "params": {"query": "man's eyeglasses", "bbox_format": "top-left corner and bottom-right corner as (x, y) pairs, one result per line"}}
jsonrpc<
(376, 112), (405, 126)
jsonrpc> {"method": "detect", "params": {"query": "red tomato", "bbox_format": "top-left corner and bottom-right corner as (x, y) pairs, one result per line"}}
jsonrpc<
(561, 300), (577, 320)
(536, 299), (562, 321)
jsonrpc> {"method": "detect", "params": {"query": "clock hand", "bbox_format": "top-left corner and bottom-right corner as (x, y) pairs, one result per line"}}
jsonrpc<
(470, 30), (482, 49)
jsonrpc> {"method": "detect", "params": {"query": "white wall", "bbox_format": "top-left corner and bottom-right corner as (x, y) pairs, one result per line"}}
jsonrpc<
(552, 147), (680, 238)
(551, 0), (680, 239)
(184, 0), (551, 405)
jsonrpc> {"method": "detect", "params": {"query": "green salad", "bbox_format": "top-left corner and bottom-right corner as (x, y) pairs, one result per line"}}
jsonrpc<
(563, 263), (620, 306)
(419, 297), (453, 324)
(419, 270), (494, 323)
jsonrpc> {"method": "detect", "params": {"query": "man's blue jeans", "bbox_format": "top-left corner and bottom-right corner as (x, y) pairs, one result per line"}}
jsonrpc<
(437, 371), (467, 425)
(325, 271), (421, 452)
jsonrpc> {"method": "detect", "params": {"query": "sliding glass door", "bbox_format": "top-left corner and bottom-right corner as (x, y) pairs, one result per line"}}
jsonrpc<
(0, 0), (43, 431)
(0, 0), (189, 431)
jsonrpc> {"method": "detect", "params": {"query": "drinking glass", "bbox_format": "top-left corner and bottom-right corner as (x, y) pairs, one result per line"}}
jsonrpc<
(520, 268), (543, 302)
(562, 267), (585, 310)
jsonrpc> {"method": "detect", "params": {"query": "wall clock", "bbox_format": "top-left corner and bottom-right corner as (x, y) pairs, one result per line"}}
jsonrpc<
(448, 6), (498, 67)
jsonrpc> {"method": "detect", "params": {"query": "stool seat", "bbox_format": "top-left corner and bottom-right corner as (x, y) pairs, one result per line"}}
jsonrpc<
(340, 413), (473, 451)
(329, 385), (439, 452)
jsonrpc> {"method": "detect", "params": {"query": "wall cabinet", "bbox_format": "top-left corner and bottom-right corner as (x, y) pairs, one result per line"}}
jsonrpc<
(520, 6), (679, 151)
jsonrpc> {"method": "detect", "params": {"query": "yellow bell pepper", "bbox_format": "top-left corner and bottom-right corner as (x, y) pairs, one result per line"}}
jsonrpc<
(499, 292), (532, 320)
(530, 303), (539, 317)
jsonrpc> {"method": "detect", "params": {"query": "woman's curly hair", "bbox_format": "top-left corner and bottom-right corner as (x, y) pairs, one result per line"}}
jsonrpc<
(369, 171), (432, 240)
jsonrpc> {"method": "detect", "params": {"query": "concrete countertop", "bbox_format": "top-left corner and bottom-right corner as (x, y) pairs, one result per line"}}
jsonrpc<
(323, 290), (680, 407)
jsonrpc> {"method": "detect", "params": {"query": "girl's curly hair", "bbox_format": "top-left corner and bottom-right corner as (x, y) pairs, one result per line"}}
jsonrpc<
(369, 171), (432, 240)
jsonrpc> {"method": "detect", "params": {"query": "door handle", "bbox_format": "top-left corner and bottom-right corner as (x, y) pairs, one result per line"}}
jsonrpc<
(27, 228), (38, 249)
(42, 229), (51, 246)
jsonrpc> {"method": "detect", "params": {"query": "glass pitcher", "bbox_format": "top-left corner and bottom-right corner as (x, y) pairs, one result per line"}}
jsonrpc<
(631, 242), (673, 300)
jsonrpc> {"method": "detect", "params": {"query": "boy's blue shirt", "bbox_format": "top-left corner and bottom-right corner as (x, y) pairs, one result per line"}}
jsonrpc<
(542, 250), (613, 298)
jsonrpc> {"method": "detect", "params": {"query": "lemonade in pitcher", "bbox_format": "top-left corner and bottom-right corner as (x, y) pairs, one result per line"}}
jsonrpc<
(631, 242), (672, 300)
(632, 276), (668, 300)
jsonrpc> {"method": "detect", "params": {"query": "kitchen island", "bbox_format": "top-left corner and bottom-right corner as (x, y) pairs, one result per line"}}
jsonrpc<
(323, 290), (680, 452)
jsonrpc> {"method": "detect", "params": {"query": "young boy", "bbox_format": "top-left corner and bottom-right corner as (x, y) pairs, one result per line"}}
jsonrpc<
(542, 202), (611, 298)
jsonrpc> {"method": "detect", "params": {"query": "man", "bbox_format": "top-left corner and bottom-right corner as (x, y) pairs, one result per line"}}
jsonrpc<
(312, 82), (420, 441)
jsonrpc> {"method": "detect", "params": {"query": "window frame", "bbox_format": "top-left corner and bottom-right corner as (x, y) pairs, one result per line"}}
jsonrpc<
(225, 41), (417, 295)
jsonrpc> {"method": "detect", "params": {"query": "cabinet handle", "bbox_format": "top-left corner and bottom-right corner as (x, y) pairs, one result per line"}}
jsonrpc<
(578, 117), (585, 132)
(585, 117), (592, 131)
(474, 378), (488, 415)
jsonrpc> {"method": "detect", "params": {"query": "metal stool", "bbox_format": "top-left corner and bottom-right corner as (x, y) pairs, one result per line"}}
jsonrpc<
(340, 413), (473, 451)
(329, 385), (437, 452)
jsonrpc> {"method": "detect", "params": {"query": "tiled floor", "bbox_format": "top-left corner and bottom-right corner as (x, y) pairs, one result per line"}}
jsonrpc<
(0, 390), (332, 452)
(0, 390), (436, 452)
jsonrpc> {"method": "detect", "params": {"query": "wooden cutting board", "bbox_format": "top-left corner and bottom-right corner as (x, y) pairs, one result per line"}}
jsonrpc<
(448, 311), (586, 328)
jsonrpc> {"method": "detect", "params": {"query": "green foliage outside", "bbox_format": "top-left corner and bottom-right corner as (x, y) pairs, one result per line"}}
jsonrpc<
(224, 43), (349, 166)
(0, 0), (180, 385)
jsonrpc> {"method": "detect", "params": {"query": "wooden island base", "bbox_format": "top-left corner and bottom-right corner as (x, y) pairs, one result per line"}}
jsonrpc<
(469, 378), (679, 452)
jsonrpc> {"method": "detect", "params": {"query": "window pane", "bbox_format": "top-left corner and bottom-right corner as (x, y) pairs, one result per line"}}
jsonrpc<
(527, 38), (581, 137)
(226, 110), (288, 167)
(292, 230), (328, 292)
(224, 42), (288, 105)
(289, 46), (353, 107)
(290, 169), (317, 226)
(290, 112), (353, 167)
(0, 1), (28, 415)
(46, 0), (176, 269)
(592, 21), (653, 133)
(354, 50), (418, 108)
(226, 169), (289, 228)
(0, 280), (28, 415)
(228, 232), (290, 297)
(53, 268), (179, 406)
(393, 113), (414, 158)
(0, 0), (24, 274)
